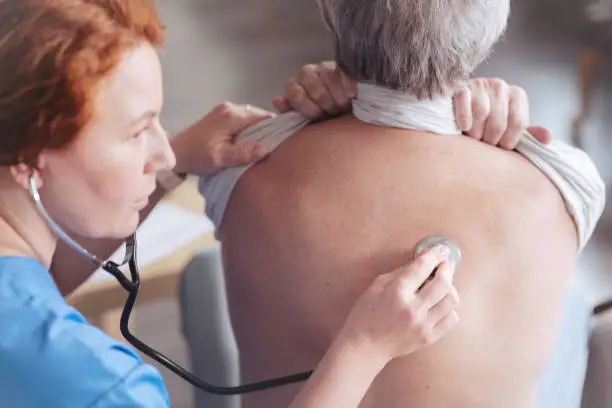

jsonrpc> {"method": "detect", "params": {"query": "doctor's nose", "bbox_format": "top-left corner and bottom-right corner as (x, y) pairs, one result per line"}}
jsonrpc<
(145, 127), (176, 174)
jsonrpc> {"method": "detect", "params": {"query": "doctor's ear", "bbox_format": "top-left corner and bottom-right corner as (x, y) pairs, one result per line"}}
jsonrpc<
(9, 159), (44, 191)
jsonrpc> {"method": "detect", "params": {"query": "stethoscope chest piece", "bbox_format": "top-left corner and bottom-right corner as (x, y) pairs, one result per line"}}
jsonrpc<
(414, 235), (462, 268)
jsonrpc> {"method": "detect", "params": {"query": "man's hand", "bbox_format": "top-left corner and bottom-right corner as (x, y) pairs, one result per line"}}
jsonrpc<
(273, 61), (356, 118)
(453, 78), (551, 150)
(171, 102), (274, 175)
(274, 61), (551, 151)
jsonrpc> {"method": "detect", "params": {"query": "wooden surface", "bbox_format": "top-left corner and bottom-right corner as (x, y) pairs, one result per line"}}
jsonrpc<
(67, 178), (216, 323)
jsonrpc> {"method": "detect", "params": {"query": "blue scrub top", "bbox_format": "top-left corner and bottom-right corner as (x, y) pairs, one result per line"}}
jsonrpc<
(0, 256), (170, 407)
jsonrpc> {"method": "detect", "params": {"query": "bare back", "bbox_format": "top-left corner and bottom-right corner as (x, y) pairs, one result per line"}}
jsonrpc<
(219, 115), (578, 408)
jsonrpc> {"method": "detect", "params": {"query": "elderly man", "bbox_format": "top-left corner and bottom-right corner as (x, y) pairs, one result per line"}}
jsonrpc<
(200, 1), (604, 407)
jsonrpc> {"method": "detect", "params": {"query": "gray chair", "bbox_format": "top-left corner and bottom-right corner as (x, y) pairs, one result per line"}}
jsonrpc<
(179, 246), (594, 408)
(178, 244), (241, 408)
(537, 280), (593, 408)
(580, 303), (612, 407)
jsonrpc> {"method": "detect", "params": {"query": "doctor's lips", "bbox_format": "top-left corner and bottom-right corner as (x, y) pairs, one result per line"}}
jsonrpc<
(133, 183), (157, 209)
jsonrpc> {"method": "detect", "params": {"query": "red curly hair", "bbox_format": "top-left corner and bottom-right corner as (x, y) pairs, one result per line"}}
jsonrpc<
(0, 0), (165, 167)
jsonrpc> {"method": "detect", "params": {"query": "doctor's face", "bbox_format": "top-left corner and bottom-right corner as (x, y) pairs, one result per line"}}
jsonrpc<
(36, 43), (176, 239)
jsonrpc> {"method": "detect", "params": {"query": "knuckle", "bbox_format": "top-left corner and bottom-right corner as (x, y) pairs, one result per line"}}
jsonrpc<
(417, 326), (434, 344)
(458, 113), (471, 122)
(487, 122), (505, 138)
(298, 64), (317, 78)
(453, 86), (469, 99)
(238, 144), (252, 160)
(288, 84), (306, 103)
(393, 265), (411, 283)
(310, 87), (328, 103)
(441, 317), (458, 333)
(490, 78), (508, 93)
(507, 112), (524, 131)
(442, 297), (456, 313)
(467, 129), (483, 140)
(471, 78), (487, 89)
(209, 148), (224, 168)
(489, 78), (508, 89)
(449, 311), (460, 326)
(214, 102), (235, 118)
(510, 84), (527, 100)
(320, 64), (336, 81)
(410, 310), (426, 329)
(451, 288), (460, 304)
(393, 279), (410, 300)
(304, 106), (323, 119)
(438, 277), (453, 293)
(414, 253), (433, 269)
(431, 275), (451, 293)
(401, 297), (420, 317)
(320, 60), (337, 71)
(472, 102), (489, 120)
(285, 77), (297, 86)
(285, 77), (298, 91)
(498, 138), (513, 150)
(501, 130), (520, 148)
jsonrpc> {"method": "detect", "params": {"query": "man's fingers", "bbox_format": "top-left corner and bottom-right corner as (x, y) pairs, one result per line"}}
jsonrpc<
(319, 66), (351, 111)
(285, 78), (324, 118)
(527, 126), (552, 144)
(466, 81), (490, 140)
(338, 69), (357, 99)
(482, 81), (509, 146)
(272, 97), (292, 113)
(498, 96), (523, 150)
(498, 86), (529, 149)
(214, 141), (268, 168)
(297, 65), (338, 115)
(453, 87), (473, 132)
(509, 85), (530, 128)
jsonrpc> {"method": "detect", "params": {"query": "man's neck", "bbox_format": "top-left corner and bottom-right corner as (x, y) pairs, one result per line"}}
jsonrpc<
(352, 83), (461, 135)
(0, 178), (57, 270)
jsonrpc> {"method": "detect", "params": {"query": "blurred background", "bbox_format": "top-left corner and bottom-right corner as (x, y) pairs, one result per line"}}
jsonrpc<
(70, 0), (612, 407)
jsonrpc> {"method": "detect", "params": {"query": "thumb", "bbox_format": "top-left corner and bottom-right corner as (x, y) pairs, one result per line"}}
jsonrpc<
(527, 126), (551, 144)
(215, 141), (268, 169)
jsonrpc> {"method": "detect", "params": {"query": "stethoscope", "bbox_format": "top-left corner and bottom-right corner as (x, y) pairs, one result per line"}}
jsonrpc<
(28, 174), (462, 395)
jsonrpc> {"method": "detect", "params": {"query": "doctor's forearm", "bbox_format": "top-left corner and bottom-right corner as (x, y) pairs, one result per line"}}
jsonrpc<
(50, 179), (180, 297)
(288, 335), (387, 408)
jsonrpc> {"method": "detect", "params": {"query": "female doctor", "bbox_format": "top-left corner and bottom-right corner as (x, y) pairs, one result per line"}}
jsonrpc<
(0, 1), (551, 407)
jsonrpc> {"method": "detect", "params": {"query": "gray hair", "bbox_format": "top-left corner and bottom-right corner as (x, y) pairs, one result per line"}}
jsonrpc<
(318, 0), (510, 98)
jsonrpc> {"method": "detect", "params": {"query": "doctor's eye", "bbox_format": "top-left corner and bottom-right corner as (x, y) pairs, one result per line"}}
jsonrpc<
(132, 125), (150, 139)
